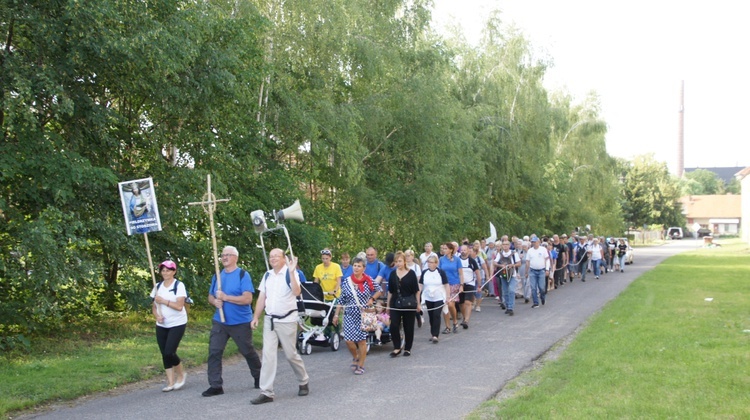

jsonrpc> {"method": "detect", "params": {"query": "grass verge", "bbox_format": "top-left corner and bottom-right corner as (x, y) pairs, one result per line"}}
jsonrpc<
(469, 240), (750, 419)
(0, 308), (262, 417)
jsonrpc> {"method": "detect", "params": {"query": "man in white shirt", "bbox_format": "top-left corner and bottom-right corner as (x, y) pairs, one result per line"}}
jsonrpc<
(250, 249), (309, 404)
(525, 237), (550, 308)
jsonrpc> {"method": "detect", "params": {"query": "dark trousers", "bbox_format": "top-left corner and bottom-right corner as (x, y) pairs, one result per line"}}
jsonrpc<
(554, 266), (565, 286)
(425, 300), (444, 338)
(207, 321), (262, 388)
(389, 308), (416, 351)
(156, 324), (186, 369)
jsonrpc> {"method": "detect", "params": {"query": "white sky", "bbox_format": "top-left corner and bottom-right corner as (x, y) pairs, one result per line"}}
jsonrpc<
(431, 0), (750, 173)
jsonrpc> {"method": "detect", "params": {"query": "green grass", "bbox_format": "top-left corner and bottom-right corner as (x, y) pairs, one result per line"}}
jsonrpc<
(470, 240), (750, 419)
(0, 308), (262, 417)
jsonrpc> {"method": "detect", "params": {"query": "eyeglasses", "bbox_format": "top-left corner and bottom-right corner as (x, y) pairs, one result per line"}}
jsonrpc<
(220, 253), (237, 258)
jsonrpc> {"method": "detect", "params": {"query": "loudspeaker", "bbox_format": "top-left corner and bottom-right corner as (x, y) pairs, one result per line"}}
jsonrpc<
(251, 210), (267, 233)
(276, 199), (304, 223)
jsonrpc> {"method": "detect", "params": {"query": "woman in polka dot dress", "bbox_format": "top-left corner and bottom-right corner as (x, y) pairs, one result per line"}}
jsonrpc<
(334, 257), (382, 375)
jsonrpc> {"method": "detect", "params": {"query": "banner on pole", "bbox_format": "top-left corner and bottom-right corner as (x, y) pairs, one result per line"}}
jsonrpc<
(118, 177), (162, 235)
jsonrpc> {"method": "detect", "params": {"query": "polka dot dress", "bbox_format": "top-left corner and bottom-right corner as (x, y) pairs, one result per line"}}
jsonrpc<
(339, 277), (381, 341)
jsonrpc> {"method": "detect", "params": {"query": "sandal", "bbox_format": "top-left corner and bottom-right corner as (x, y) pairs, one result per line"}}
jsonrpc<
(442, 327), (451, 334)
(350, 358), (359, 371)
(389, 349), (402, 358)
(354, 366), (365, 375)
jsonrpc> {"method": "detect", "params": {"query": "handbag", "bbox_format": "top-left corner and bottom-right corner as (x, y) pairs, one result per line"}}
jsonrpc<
(395, 277), (418, 309)
(347, 280), (377, 332)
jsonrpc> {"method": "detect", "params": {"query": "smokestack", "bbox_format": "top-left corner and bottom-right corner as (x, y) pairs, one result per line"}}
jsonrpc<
(677, 80), (684, 177)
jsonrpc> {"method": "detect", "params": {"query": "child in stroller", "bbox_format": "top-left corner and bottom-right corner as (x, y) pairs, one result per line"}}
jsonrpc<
(373, 304), (390, 345)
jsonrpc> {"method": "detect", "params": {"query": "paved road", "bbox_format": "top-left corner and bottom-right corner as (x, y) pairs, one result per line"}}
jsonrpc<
(24, 240), (700, 420)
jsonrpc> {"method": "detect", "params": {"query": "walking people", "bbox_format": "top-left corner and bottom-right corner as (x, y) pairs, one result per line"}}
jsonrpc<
(552, 235), (568, 288)
(439, 242), (463, 334)
(419, 242), (438, 271)
(458, 244), (480, 328)
(333, 257), (382, 375)
(387, 252), (420, 357)
(150, 260), (187, 392)
(203, 246), (262, 397)
(250, 249), (310, 404)
(419, 256), (450, 343)
(312, 248), (342, 302)
(525, 238), (550, 308)
(493, 240), (521, 315)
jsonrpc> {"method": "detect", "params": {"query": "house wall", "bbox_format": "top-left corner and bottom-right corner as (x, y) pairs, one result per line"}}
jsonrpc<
(743, 176), (750, 243)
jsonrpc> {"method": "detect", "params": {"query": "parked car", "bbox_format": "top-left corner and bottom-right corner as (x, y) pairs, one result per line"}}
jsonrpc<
(667, 227), (684, 240)
(615, 238), (634, 265)
(696, 228), (712, 238)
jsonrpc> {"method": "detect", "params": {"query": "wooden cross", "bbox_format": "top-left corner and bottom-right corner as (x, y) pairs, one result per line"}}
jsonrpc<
(188, 174), (230, 323)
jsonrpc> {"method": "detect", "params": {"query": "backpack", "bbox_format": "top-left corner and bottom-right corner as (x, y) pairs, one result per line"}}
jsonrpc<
(155, 279), (194, 306)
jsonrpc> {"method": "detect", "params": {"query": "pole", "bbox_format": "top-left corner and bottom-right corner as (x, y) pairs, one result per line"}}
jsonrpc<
(144, 232), (161, 316)
(188, 174), (231, 323)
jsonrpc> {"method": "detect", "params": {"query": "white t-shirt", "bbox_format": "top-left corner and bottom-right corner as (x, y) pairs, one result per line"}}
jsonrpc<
(420, 268), (447, 302)
(590, 244), (604, 260)
(419, 251), (438, 270)
(525, 246), (550, 270)
(150, 281), (188, 328)
(408, 262), (422, 279)
(258, 266), (298, 323)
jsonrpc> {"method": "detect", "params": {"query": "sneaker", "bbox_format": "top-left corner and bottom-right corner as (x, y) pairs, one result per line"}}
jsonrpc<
(504, 309), (510, 314)
(202, 387), (224, 397)
(531, 304), (539, 309)
(298, 384), (309, 396)
(475, 306), (481, 312)
(507, 309), (514, 316)
(500, 302), (506, 310)
(541, 296), (545, 305)
(621, 270), (624, 273)
(250, 394), (274, 405)
(416, 314), (423, 328)
(595, 276), (599, 279)
(162, 385), (174, 392)
(524, 298), (529, 303)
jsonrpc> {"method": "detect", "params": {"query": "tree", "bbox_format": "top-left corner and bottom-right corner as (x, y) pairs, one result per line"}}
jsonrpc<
(682, 169), (724, 195)
(621, 154), (684, 230)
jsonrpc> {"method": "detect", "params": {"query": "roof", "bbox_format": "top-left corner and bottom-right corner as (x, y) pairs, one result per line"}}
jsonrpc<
(678, 195), (741, 219)
(684, 166), (747, 184)
(735, 166), (750, 180)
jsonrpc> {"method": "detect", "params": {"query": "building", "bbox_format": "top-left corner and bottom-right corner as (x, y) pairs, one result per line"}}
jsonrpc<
(737, 167), (750, 243)
(678, 194), (741, 236)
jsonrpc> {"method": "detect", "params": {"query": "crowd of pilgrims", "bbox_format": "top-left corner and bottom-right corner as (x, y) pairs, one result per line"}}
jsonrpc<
(304, 232), (630, 362)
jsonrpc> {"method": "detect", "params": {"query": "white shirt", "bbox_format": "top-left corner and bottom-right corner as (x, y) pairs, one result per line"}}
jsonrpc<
(408, 262), (422, 278)
(150, 281), (188, 328)
(258, 266), (298, 323)
(590, 244), (604, 260)
(419, 251), (438, 270)
(525, 246), (550, 270)
(420, 269), (447, 302)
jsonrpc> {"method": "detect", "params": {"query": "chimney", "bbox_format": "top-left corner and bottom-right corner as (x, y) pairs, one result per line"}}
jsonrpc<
(677, 80), (684, 177)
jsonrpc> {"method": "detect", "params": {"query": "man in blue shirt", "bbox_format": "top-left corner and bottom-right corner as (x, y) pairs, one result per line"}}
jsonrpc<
(202, 246), (262, 397)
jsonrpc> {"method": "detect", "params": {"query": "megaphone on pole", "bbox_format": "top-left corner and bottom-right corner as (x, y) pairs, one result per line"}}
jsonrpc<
(275, 199), (304, 223)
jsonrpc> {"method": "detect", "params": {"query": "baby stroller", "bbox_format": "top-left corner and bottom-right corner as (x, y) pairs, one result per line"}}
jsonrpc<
(297, 282), (340, 355)
(363, 298), (397, 353)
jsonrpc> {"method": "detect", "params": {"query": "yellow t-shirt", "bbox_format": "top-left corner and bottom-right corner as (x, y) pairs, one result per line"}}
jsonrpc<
(313, 262), (343, 300)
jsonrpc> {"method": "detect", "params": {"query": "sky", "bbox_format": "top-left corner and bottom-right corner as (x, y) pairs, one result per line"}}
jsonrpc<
(431, 0), (750, 174)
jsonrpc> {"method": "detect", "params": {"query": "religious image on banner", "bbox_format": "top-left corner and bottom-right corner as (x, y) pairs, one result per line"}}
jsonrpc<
(118, 177), (162, 235)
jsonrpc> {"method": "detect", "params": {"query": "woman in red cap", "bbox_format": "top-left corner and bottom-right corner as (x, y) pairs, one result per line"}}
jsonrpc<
(150, 260), (188, 392)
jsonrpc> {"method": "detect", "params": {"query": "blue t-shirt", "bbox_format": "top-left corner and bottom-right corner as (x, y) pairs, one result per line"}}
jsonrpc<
(209, 268), (254, 325)
(341, 265), (353, 280)
(296, 269), (308, 283)
(550, 248), (559, 260)
(439, 255), (462, 285)
(377, 264), (394, 281)
(365, 260), (383, 279)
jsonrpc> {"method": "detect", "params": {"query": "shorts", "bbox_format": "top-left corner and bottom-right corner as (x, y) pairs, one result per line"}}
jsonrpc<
(463, 284), (476, 302)
(448, 284), (461, 303)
